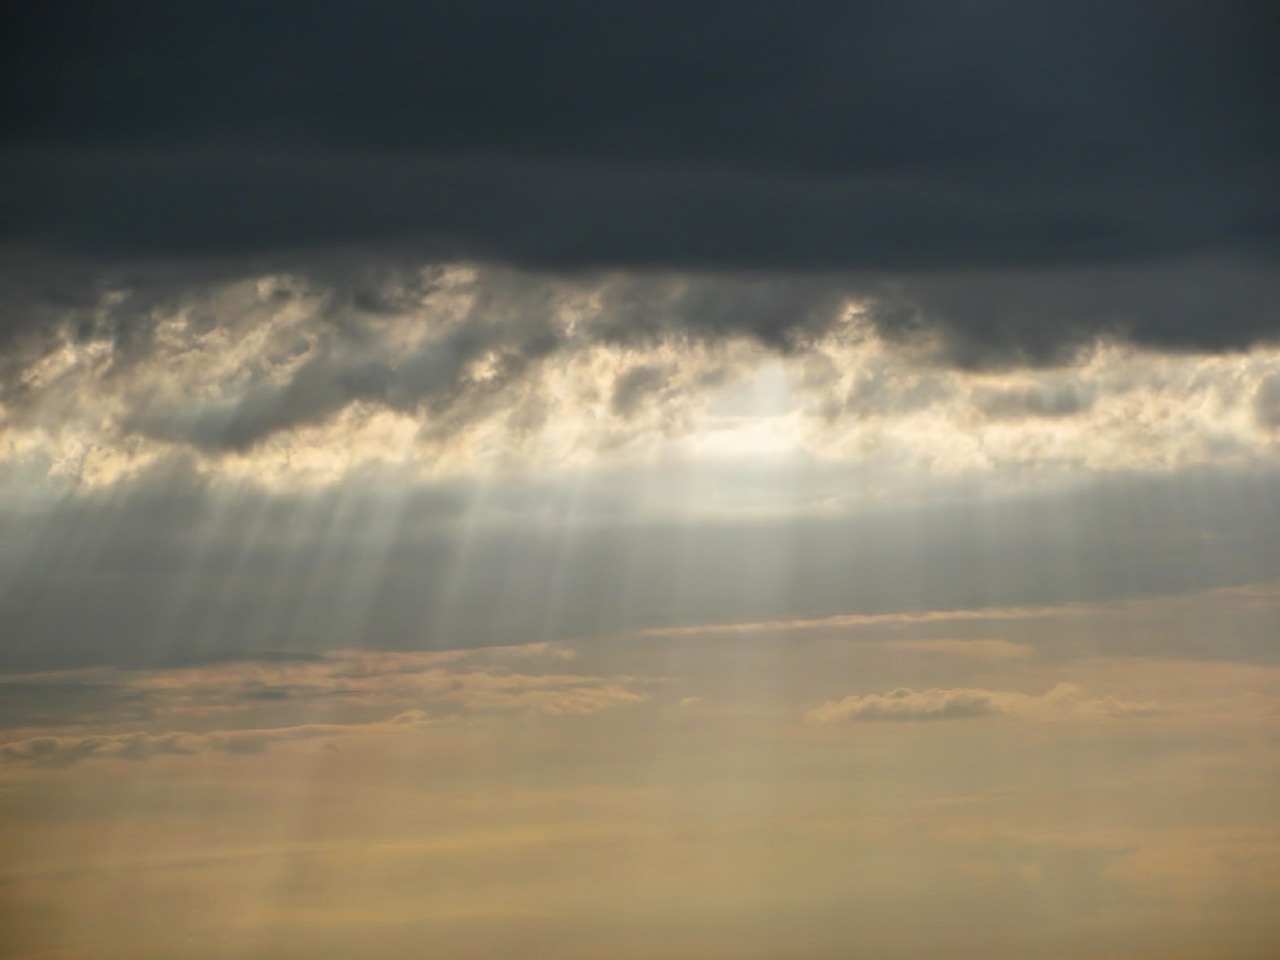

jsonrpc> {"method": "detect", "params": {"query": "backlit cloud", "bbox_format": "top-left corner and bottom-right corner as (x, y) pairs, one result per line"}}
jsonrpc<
(2, 269), (1278, 493)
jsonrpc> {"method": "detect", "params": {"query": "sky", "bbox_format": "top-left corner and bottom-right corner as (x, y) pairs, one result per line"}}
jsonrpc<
(1, 2), (1278, 957)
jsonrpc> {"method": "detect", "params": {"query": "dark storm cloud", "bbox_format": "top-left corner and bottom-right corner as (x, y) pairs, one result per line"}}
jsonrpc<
(2, 1), (1277, 358)
(859, 259), (1280, 366)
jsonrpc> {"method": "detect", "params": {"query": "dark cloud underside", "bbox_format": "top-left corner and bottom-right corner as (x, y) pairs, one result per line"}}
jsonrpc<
(2, 2), (1277, 359)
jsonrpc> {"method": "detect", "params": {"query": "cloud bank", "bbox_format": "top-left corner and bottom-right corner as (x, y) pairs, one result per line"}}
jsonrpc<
(1, 267), (1278, 493)
(6, 3), (1276, 269)
(0, 1), (1275, 365)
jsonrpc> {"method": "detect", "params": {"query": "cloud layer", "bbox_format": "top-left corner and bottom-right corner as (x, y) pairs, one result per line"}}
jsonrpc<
(0, 644), (650, 765)
(2, 266), (1279, 493)
(2, 2), (1276, 363)
(5, 3), (1276, 270)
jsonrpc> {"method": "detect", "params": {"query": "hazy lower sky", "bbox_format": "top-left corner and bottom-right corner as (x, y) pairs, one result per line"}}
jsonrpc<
(2, 3), (1278, 958)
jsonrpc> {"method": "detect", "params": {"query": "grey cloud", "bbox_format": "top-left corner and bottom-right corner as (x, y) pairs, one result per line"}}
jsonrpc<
(124, 334), (457, 453)
(0, 646), (650, 764)
(4, 2), (1275, 263)
(587, 273), (837, 350)
(0, 643), (643, 737)
(0, 679), (152, 728)
(973, 383), (1096, 421)
(237, 684), (294, 702)
(2, 254), (1275, 406)
(4, 267), (847, 455)
(827, 363), (951, 420)
(1, 1), (1276, 362)
(8, 266), (571, 455)
(861, 260), (1280, 367)
(0, 723), (368, 767)
(10, 258), (1274, 470)
(1254, 375), (1280, 431)
(0, 731), (200, 766)
(611, 364), (670, 418)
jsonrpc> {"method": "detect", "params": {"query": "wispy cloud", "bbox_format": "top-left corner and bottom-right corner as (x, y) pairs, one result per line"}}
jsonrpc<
(639, 603), (1079, 638)
(0, 718), (421, 767)
(806, 683), (1162, 724)
(0, 644), (650, 765)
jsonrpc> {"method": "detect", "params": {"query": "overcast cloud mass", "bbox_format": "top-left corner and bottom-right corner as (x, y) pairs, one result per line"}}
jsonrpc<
(1, 3), (1278, 958)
